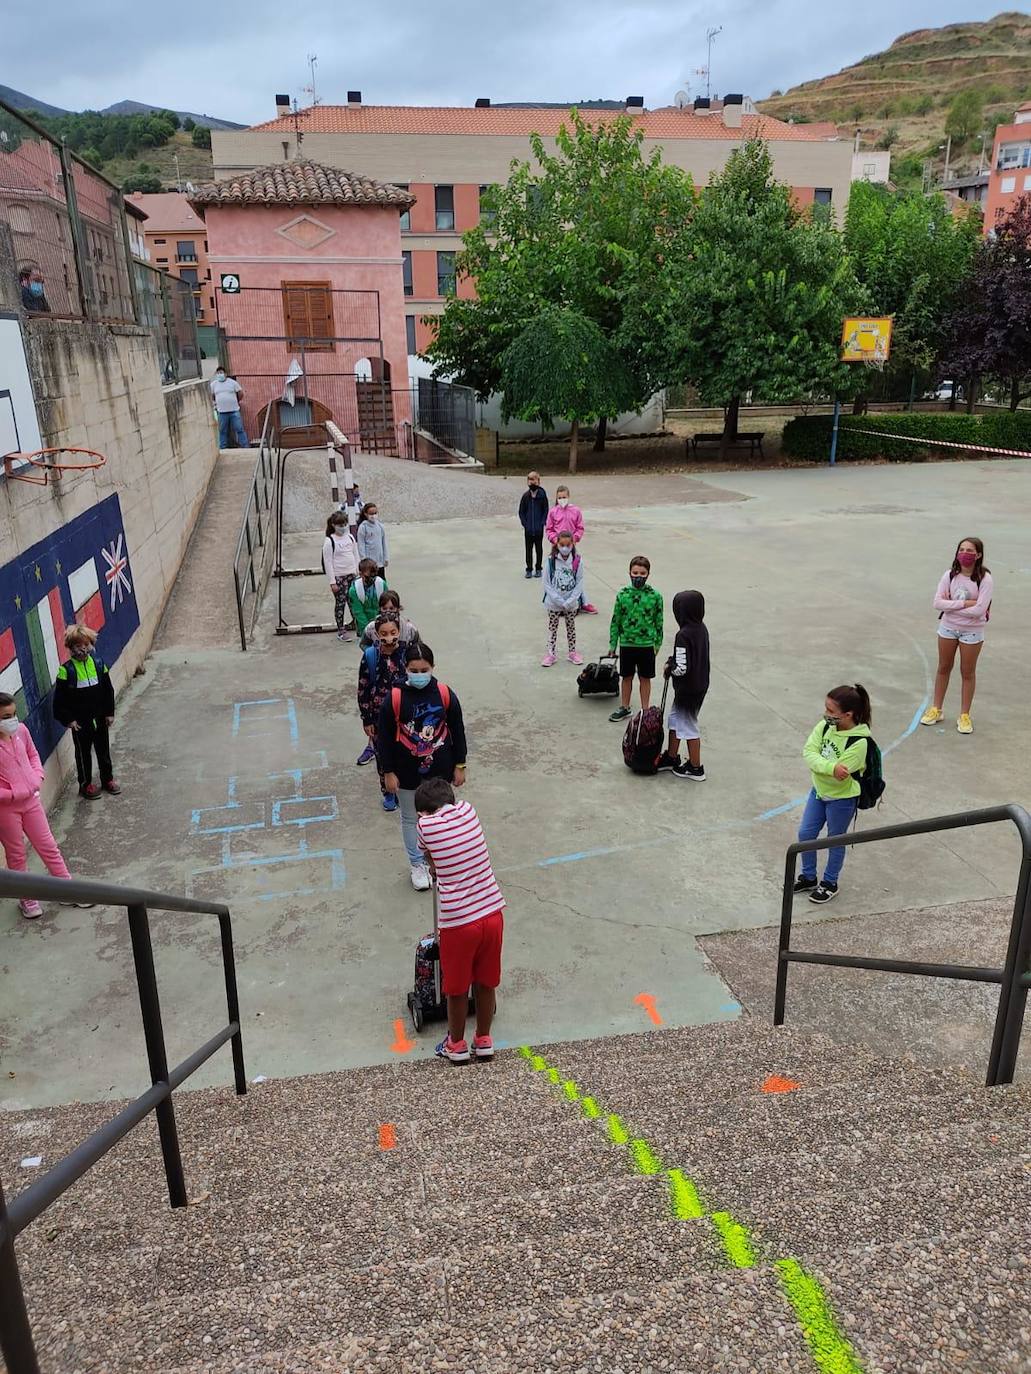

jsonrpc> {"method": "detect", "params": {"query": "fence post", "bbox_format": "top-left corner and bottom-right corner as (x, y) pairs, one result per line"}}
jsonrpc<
(127, 904), (188, 1208)
(159, 275), (179, 385)
(986, 850), (1031, 1086)
(773, 848), (797, 1025)
(0, 1176), (39, 1374)
(58, 142), (93, 320)
(118, 202), (142, 324)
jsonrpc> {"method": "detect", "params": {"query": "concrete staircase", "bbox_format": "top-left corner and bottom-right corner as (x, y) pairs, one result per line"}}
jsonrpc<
(2, 1019), (1029, 1373)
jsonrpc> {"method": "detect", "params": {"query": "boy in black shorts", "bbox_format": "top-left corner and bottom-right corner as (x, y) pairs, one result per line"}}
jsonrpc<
(608, 555), (664, 722)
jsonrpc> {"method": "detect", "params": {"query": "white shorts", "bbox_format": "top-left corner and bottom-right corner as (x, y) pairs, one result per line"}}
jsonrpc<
(938, 626), (985, 645)
(668, 704), (700, 740)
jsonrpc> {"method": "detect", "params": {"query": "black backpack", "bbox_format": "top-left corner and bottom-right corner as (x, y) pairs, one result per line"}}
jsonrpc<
(822, 722), (885, 810)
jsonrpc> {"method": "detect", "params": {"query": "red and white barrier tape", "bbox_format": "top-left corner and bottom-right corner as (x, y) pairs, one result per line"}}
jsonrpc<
(838, 427), (1031, 460)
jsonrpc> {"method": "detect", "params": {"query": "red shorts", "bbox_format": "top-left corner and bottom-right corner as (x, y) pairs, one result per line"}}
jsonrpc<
(438, 911), (504, 997)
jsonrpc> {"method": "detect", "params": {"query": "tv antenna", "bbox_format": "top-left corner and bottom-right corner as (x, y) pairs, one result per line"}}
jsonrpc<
(674, 88), (690, 108)
(290, 98), (305, 150)
(303, 52), (320, 106)
(703, 25), (722, 100)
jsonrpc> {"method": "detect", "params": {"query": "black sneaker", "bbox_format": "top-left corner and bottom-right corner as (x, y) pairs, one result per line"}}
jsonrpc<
(809, 882), (839, 904)
(524, 568), (533, 579)
(656, 752), (679, 772)
(674, 762), (705, 781)
(792, 875), (818, 895)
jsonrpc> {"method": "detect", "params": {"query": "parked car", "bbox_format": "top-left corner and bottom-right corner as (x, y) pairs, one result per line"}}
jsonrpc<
(930, 379), (963, 401)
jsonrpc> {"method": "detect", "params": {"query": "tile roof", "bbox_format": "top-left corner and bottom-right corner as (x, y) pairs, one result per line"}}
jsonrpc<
(188, 161), (415, 208)
(246, 104), (836, 143)
(126, 191), (206, 231)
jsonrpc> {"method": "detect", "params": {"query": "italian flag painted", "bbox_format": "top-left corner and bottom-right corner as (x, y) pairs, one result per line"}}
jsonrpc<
(68, 557), (105, 633)
(0, 628), (27, 719)
(26, 586), (67, 697)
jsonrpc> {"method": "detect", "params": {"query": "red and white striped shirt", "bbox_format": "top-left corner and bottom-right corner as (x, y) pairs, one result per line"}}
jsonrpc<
(417, 800), (505, 930)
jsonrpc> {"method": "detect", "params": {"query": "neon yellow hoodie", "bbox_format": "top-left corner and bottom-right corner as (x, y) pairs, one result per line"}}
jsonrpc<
(802, 720), (871, 800)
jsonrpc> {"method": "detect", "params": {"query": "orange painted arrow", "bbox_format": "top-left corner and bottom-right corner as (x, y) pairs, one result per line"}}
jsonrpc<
(634, 993), (663, 1026)
(761, 1074), (801, 1094)
(379, 1123), (397, 1151)
(390, 1018), (415, 1054)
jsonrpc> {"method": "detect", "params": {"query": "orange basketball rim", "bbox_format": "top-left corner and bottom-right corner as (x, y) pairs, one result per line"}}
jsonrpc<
(2, 447), (107, 487)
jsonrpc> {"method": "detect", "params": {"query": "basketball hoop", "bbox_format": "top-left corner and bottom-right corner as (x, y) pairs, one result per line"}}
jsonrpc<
(3, 447), (107, 487)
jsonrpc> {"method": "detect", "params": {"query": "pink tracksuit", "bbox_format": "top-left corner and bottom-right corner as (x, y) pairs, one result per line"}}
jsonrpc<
(0, 724), (70, 879)
(545, 503), (585, 545)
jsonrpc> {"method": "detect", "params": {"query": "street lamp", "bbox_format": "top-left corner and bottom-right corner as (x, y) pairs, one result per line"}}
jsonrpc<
(937, 136), (952, 185)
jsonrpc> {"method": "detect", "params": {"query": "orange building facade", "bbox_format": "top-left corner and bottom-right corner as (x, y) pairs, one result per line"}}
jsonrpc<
(127, 191), (216, 325)
(984, 102), (1031, 233)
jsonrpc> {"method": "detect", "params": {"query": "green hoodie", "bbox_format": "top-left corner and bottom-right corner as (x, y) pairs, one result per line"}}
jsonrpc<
(609, 584), (663, 651)
(803, 720), (871, 801)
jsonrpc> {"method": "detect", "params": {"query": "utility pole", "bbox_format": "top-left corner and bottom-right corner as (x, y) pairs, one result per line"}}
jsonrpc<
(304, 53), (319, 107)
(705, 26), (722, 100)
(977, 130), (988, 175)
(173, 152), (182, 193)
(942, 134), (952, 185)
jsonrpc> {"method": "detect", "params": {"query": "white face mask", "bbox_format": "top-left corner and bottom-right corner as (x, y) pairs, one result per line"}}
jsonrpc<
(0, 717), (19, 736)
(215, 371), (226, 382)
(557, 497), (569, 507)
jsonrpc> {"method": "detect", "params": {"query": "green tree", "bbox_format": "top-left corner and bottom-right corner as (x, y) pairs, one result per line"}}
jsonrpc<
(945, 89), (984, 144)
(426, 109), (695, 449)
(182, 117), (196, 132)
(122, 170), (162, 193)
(877, 126), (899, 150)
(191, 125), (212, 149)
(632, 139), (865, 455)
(500, 307), (636, 472)
(80, 145), (104, 168)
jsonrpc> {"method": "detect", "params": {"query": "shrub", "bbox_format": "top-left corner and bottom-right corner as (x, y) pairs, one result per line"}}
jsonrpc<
(781, 411), (1031, 462)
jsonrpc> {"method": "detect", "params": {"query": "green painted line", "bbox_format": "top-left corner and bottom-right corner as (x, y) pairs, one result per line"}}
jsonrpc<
(667, 1168), (705, 1219)
(776, 1258), (865, 1374)
(630, 1138), (663, 1175)
(547, 1066), (561, 1085)
(517, 1045), (533, 1059)
(562, 1080), (580, 1101)
(606, 1114), (629, 1144)
(581, 1096), (600, 1119)
(530, 1055), (547, 1072)
(710, 1211), (756, 1268)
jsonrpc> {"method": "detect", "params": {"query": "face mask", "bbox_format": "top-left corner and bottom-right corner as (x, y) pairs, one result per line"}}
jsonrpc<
(958, 552), (977, 567)
(29, 281), (44, 297)
(557, 497), (569, 507)
(528, 481), (538, 489)
(631, 575), (647, 589)
(71, 646), (91, 661)
(332, 524), (347, 535)
(0, 718), (18, 736)
(825, 714), (841, 727)
(558, 547), (573, 558)
(366, 515), (378, 523)
(215, 371), (226, 382)
(407, 671), (431, 689)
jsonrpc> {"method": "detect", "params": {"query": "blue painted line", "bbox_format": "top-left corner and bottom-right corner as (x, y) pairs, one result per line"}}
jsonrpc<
(720, 1001), (742, 1014)
(756, 795), (809, 822)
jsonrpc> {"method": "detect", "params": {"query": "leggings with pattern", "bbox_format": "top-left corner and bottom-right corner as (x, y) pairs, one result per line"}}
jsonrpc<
(332, 576), (354, 630)
(546, 609), (577, 653)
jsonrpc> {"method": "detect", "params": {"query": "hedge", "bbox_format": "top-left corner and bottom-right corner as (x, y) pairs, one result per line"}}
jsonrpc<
(781, 411), (1031, 462)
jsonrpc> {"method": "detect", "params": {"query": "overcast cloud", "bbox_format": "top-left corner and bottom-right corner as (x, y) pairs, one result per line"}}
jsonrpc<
(8, 0), (1016, 123)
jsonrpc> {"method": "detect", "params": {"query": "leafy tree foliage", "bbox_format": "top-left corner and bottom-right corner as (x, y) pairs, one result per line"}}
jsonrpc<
(24, 109), (178, 163)
(945, 89), (984, 144)
(191, 125), (212, 149)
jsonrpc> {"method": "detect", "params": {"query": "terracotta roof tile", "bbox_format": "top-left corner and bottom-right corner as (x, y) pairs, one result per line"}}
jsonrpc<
(126, 191), (206, 231)
(246, 104), (836, 143)
(188, 161), (415, 208)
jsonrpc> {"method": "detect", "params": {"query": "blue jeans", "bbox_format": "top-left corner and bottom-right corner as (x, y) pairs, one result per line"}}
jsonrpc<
(798, 789), (858, 885)
(218, 410), (249, 448)
(398, 788), (422, 867)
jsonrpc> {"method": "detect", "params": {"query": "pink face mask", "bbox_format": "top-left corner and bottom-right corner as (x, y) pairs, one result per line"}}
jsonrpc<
(958, 552), (977, 568)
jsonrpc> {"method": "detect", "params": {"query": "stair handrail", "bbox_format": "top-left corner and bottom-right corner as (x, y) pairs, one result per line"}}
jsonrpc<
(774, 803), (1031, 1087)
(0, 868), (246, 1374)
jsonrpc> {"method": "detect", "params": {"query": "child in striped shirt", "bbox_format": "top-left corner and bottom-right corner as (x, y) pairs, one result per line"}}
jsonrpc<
(415, 777), (505, 1064)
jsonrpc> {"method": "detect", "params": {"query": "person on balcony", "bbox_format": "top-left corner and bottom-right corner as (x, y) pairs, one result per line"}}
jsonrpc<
(19, 267), (51, 314)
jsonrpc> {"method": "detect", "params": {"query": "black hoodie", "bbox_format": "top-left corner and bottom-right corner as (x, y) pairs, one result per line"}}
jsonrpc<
(668, 590), (710, 713)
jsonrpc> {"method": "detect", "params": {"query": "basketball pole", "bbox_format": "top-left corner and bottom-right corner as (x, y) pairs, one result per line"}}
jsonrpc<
(829, 396), (840, 467)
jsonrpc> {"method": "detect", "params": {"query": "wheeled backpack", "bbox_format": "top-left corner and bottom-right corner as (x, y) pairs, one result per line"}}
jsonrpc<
(622, 678), (670, 775)
(406, 886), (476, 1032)
(577, 652), (620, 697)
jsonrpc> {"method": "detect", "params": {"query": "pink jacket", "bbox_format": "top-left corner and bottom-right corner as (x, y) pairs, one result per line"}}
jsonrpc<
(545, 503), (585, 545)
(0, 724), (45, 806)
(934, 569), (994, 631)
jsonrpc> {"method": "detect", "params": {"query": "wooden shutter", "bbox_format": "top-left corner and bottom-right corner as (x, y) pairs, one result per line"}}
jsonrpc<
(281, 281), (335, 352)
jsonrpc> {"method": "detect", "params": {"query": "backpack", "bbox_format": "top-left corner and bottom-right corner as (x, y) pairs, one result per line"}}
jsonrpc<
(821, 722), (885, 810)
(543, 554), (581, 604)
(622, 679), (669, 775)
(390, 683), (452, 743)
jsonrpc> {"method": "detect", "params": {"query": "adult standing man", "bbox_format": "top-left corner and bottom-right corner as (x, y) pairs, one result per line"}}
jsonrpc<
(518, 470), (549, 579)
(210, 367), (249, 449)
(19, 267), (51, 313)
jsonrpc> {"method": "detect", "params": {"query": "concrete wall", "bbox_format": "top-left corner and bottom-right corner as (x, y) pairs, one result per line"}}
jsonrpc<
(6, 317), (219, 800)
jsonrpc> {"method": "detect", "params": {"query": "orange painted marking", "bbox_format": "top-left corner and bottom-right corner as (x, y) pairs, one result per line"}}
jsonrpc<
(634, 993), (663, 1026)
(390, 1019), (415, 1054)
(379, 1123), (397, 1151)
(762, 1074), (801, 1094)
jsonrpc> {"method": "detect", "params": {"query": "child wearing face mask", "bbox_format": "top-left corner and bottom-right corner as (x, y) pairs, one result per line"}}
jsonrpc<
(357, 613), (411, 808)
(518, 471), (549, 579)
(360, 591), (420, 648)
(921, 536), (994, 735)
(608, 556), (664, 722)
(356, 501), (389, 578)
(541, 533), (584, 667)
(53, 625), (119, 800)
(0, 693), (91, 919)
(348, 560), (389, 638)
(795, 683), (872, 906)
(545, 485), (597, 614)
(323, 511), (360, 642)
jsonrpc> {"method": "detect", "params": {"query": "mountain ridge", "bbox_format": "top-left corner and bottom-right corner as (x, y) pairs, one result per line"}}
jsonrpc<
(0, 83), (244, 130)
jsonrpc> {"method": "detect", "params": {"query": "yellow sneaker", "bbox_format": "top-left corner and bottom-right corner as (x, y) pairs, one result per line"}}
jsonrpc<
(957, 714), (974, 735)
(920, 706), (943, 726)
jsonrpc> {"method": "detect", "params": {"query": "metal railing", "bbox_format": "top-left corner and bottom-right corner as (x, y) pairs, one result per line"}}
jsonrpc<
(233, 407), (280, 650)
(774, 804), (1031, 1087)
(134, 261), (201, 385)
(0, 869), (246, 1374)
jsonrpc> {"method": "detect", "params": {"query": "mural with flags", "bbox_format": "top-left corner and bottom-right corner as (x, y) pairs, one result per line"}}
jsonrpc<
(0, 494), (139, 759)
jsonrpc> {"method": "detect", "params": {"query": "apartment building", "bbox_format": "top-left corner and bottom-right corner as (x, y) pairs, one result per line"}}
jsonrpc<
(984, 102), (1031, 232)
(126, 191), (215, 326)
(213, 95), (853, 353)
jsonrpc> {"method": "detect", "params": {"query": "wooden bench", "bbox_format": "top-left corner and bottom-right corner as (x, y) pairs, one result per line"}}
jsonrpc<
(689, 431), (765, 458)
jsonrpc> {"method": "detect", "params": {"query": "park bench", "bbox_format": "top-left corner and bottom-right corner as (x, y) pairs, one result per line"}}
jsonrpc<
(689, 431), (765, 458)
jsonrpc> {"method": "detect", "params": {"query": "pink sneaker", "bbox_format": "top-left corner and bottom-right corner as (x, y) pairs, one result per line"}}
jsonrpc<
(19, 899), (43, 920)
(581, 603), (598, 615)
(541, 652), (557, 667)
(568, 651), (584, 665)
(473, 1035), (494, 1060)
(435, 1035), (471, 1064)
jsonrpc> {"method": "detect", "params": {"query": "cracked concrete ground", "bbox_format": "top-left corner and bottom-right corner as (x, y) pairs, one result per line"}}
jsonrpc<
(3, 458), (1031, 1108)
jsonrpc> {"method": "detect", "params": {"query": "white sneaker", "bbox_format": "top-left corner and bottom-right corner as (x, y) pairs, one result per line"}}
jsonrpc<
(410, 865), (431, 891)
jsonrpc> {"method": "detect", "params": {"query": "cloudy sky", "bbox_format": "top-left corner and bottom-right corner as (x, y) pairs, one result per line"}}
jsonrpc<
(9, 0), (1016, 122)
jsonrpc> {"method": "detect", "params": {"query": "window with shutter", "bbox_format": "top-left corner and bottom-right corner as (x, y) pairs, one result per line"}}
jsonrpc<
(281, 280), (336, 351)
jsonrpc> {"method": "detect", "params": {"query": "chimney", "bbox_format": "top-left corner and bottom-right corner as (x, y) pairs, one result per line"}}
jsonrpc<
(474, 97), (491, 108)
(347, 90), (362, 106)
(275, 93), (290, 120)
(722, 93), (744, 129)
(625, 95), (644, 110)
(693, 97), (711, 113)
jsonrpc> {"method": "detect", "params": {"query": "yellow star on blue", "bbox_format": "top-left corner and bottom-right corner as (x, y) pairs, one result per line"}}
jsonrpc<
(33, 564), (41, 582)
(55, 559), (62, 575)
(14, 594), (21, 611)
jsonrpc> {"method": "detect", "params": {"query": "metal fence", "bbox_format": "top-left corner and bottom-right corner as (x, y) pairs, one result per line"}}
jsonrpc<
(0, 98), (199, 381)
(416, 377), (476, 458)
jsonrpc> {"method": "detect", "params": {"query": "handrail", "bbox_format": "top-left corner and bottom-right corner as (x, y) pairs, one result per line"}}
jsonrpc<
(232, 405), (280, 651)
(0, 870), (246, 1374)
(774, 804), (1031, 1087)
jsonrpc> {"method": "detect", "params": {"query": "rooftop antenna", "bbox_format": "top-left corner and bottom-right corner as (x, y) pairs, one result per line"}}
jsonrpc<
(303, 53), (320, 107)
(674, 88), (690, 108)
(290, 98), (305, 153)
(704, 25), (722, 101)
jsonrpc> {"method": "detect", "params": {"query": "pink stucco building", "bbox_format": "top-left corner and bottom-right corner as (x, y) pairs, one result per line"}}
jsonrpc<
(189, 161), (414, 449)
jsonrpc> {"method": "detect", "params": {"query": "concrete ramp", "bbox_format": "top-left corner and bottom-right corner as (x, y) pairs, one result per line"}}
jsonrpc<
(154, 451), (257, 651)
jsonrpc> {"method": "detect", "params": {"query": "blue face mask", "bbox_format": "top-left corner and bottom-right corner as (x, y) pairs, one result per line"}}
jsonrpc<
(407, 671), (431, 689)
(29, 281), (44, 297)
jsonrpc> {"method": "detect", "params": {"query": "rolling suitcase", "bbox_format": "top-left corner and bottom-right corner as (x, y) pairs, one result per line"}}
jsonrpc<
(577, 651), (620, 698)
(406, 886), (475, 1032)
